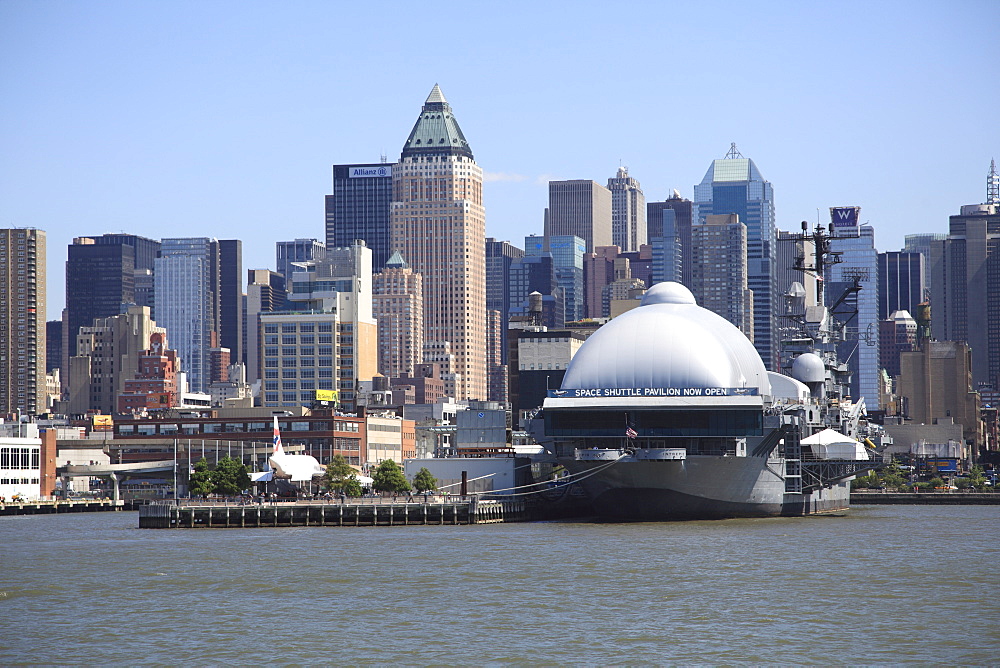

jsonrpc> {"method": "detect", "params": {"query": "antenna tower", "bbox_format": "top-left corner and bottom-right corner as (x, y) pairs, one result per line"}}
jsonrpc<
(725, 143), (743, 159)
(988, 158), (999, 205)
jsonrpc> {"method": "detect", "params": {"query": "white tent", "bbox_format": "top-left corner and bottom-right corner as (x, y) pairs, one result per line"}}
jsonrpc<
(801, 428), (869, 460)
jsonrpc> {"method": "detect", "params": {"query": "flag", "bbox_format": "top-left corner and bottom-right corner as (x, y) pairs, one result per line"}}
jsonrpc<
(625, 426), (637, 439)
(272, 417), (283, 454)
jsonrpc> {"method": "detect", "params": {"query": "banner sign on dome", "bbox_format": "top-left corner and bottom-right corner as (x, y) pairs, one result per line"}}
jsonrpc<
(548, 387), (758, 398)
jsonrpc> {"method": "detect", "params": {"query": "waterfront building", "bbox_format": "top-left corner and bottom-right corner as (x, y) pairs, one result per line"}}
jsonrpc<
(373, 251), (423, 379)
(0, 422), (57, 500)
(648, 192), (693, 287)
(262, 242), (377, 410)
(154, 238), (221, 394)
(0, 228), (46, 416)
(691, 214), (753, 339)
(930, 171), (1000, 391)
(366, 414), (417, 466)
(508, 327), (587, 422)
(326, 162), (394, 271)
(245, 269), (286, 385)
(826, 219), (880, 407)
(390, 85), (487, 401)
(63, 305), (166, 415)
(607, 167), (646, 252)
(546, 180), (612, 253)
(878, 251), (924, 322)
(693, 144), (777, 369)
(276, 238), (326, 290)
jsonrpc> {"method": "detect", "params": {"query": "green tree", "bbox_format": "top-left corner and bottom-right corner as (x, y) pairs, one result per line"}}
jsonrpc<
(879, 461), (907, 491)
(189, 458), (214, 498)
(411, 467), (438, 493)
(324, 455), (363, 496)
(968, 465), (987, 490)
(372, 459), (410, 494)
(211, 456), (252, 496)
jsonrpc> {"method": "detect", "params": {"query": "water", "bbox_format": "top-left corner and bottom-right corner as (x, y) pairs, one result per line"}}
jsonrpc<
(2, 506), (998, 665)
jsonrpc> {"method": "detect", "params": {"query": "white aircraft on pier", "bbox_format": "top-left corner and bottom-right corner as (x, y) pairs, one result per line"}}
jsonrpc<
(256, 417), (325, 482)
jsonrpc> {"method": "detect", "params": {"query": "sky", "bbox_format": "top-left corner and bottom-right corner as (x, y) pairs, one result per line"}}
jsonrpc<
(2, 0), (998, 321)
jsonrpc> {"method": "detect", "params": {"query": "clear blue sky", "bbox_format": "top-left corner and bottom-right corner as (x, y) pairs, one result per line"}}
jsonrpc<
(2, 0), (997, 320)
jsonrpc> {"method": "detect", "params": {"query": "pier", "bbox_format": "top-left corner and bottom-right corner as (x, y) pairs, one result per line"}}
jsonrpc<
(851, 491), (1000, 505)
(138, 497), (529, 528)
(0, 498), (134, 516)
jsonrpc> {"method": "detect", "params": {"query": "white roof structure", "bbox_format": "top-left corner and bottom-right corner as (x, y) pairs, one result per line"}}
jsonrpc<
(801, 428), (869, 460)
(560, 282), (771, 394)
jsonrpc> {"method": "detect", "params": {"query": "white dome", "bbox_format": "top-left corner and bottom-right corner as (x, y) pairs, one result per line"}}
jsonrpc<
(561, 282), (770, 393)
(791, 352), (826, 384)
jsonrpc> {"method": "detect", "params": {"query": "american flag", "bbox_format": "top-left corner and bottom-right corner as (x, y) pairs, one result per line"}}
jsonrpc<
(625, 426), (637, 439)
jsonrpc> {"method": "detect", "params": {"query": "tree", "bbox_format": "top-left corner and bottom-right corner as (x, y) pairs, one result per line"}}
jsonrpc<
(324, 455), (363, 496)
(372, 459), (410, 494)
(968, 465), (988, 490)
(411, 467), (438, 493)
(211, 456), (252, 496)
(189, 458), (214, 498)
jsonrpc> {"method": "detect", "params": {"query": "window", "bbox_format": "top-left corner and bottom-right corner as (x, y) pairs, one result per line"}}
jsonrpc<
(282, 392), (297, 402)
(264, 324), (278, 333)
(282, 336), (296, 345)
(282, 324), (297, 333)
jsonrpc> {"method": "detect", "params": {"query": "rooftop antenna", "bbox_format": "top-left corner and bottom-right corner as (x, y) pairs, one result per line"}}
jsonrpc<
(725, 142), (743, 159)
(380, 151), (387, 164)
(988, 158), (999, 205)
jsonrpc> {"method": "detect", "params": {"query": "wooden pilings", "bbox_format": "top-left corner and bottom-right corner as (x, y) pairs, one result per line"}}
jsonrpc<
(138, 498), (530, 529)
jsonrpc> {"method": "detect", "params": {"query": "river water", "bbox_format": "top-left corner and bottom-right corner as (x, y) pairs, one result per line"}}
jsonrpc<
(1, 505), (998, 665)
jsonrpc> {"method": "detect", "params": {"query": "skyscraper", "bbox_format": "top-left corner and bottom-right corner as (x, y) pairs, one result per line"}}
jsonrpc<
(0, 228), (46, 415)
(694, 144), (777, 369)
(390, 85), (487, 401)
(691, 214), (753, 338)
(647, 192), (692, 287)
(219, 239), (244, 366)
(245, 269), (285, 384)
(877, 251), (924, 321)
(826, 219), (880, 406)
(326, 163), (394, 271)
(546, 180), (612, 253)
(373, 251), (423, 379)
(607, 167), (646, 252)
(154, 238), (221, 394)
(931, 170), (1000, 390)
(526, 234), (585, 323)
(485, 237), (524, 342)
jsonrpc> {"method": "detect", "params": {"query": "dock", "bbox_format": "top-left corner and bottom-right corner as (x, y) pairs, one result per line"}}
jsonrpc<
(138, 497), (529, 528)
(851, 491), (1000, 505)
(0, 498), (134, 516)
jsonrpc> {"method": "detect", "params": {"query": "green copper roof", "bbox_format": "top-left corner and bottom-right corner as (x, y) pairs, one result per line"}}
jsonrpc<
(385, 250), (409, 269)
(401, 84), (474, 160)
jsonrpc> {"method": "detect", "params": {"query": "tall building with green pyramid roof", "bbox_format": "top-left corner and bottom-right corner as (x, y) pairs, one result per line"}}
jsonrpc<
(391, 85), (487, 400)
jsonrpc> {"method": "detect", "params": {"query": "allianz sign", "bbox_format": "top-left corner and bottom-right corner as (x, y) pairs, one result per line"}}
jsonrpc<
(349, 166), (392, 178)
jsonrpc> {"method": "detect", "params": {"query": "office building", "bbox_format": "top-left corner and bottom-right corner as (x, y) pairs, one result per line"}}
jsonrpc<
(903, 233), (946, 295)
(931, 171), (1000, 390)
(648, 192), (693, 287)
(0, 228), (46, 415)
(245, 269), (286, 384)
(546, 180), (612, 252)
(692, 214), (753, 338)
(373, 251), (423, 379)
(485, 237), (524, 364)
(509, 254), (564, 328)
(879, 310), (917, 381)
(877, 251), (924, 322)
(219, 239), (243, 366)
(607, 167), (646, 252)
(694, 144), (777, 369)
(526, 234), (585, 323)
(261, 243), (377, 410)
(326, 163), (394, 271)
(154, 238), (221, 394)
(276, 238), (326, 288)
(826, 217), (880, 407)
(390, 85), (487, 400)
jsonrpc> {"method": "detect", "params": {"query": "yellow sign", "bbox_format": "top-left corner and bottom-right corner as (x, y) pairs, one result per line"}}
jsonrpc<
(315, 389), (339, 402)
(92, 415), (113, 427)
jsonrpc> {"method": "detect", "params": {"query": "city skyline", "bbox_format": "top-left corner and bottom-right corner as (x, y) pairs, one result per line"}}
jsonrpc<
(2, 1), (997, 320)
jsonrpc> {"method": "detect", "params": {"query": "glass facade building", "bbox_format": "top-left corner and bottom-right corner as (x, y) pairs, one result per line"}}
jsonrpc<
(826, 225), (879, 407)
(693, 149), (777, 369)
(326, 163), (394, 271)
(877, 251), (924, 321)
(526, 234), (584, 323)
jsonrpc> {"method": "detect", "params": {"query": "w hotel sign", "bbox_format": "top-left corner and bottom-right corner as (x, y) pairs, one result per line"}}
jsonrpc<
(830, 206), (861, 236)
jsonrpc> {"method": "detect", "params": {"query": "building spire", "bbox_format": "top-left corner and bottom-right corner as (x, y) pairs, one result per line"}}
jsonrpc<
(988, 158), (999, 205)
(725, 142), (743, 159)
(426, 83), (446, 104)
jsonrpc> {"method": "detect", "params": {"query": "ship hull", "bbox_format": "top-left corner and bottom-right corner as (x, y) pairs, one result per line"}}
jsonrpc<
(561, 455), (851, 521)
